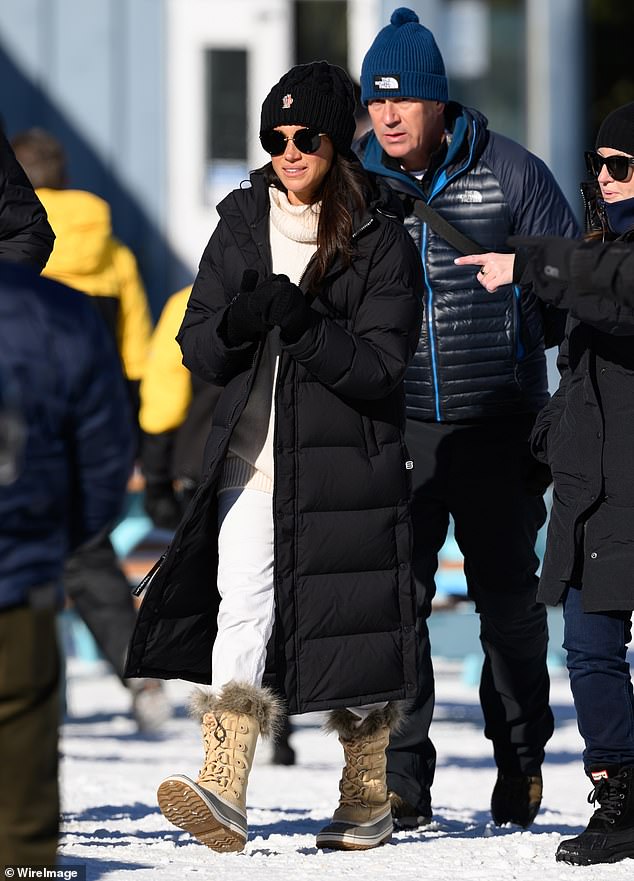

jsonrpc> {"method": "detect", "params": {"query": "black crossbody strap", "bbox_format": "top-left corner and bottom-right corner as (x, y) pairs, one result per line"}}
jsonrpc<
(412, 199), (486, 256)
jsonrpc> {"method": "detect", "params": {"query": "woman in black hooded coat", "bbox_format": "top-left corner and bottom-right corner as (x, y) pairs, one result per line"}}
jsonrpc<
(125, 62), (423, 854)
(516, 102), (634, 867)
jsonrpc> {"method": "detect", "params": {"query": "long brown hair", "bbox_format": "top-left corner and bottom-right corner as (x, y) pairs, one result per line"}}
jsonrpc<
(265, 152), (371, 298)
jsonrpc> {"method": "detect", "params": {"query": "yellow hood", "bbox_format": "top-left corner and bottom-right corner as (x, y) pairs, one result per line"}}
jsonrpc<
(37, 188), (120, 295)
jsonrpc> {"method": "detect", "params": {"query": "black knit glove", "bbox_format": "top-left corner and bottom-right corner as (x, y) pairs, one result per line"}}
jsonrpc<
(225, 294), (267, 346)
(254, 274), (313, 342)
(225, 269), (267, 346)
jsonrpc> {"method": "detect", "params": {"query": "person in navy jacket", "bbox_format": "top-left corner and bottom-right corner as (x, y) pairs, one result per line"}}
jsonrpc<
(356, 7), (580, 830)
(0, 260), (133, 865)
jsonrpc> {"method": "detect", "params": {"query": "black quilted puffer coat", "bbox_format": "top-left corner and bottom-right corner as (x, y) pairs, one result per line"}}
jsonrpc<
(528, 235), (634, 612)
(125, 169), (424, 713)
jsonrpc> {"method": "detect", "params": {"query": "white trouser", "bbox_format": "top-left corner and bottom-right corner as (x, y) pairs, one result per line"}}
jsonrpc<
(200, 487), (387, 719)
(210, 488), (275, 692)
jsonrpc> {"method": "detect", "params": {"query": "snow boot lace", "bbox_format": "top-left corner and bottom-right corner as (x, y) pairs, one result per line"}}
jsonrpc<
(556, 765), (634, 865)
(156, 681), (281, 853)
(316, 703), (403, 851)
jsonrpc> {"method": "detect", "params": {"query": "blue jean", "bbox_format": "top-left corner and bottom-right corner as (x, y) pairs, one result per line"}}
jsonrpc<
(562, 586), (634, 769)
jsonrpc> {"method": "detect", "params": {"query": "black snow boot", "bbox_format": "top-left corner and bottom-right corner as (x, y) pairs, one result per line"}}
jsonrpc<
(556, 765), (634, 865)
(491, 772), (543, 827)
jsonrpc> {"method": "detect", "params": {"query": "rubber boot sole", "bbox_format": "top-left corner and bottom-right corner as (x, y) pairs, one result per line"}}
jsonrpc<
(316, 806), (393, 851)
(157, 774), (247, 853)
(556, 845), (634, 865)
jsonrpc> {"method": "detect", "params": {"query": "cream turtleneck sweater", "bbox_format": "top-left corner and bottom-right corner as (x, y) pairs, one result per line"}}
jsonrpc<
(218, 188), (319, 494)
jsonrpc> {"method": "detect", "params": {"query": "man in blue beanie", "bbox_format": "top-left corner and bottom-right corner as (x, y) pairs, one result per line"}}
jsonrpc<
(356, 7), (580, 830)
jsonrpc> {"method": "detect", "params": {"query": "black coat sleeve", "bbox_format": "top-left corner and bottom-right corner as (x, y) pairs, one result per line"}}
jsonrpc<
(569, 240), (634, 334)
(177, 222), (259, 386)
(0, 132), (55, 272)
(513, 236), (634, 335)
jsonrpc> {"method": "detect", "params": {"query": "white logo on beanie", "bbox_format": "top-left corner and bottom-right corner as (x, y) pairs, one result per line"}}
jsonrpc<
(282, 94), (293, 109)
(374, 75), (401, 90)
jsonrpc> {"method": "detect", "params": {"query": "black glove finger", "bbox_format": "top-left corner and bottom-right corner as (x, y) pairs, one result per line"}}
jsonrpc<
(266, 283), (302, 327)
(240, 269), (259, 293)
(250, 275), (293, 323)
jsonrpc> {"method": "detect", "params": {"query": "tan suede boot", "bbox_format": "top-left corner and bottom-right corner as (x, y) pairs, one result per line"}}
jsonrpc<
(157, 681), (281, 852)
(316, 703), (403, 851)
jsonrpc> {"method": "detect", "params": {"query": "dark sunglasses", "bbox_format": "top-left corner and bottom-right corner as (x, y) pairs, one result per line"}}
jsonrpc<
(585, 150), (634, 182)
(260, 127), (326, 156)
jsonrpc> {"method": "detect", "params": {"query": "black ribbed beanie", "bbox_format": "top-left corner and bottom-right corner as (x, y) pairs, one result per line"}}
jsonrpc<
(596, 102), (634, 154)
(259, 61), (356, 156)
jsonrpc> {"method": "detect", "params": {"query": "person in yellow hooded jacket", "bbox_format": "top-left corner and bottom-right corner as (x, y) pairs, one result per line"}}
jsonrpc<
(11, 128), (170, 733)
(11, 128), (152, 411)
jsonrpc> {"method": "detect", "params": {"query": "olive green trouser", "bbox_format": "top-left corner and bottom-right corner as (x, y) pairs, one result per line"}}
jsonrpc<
(0, 605), (60, 867)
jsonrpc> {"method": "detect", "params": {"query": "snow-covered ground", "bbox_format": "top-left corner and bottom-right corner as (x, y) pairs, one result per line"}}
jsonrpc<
(58, 658), (633, 881)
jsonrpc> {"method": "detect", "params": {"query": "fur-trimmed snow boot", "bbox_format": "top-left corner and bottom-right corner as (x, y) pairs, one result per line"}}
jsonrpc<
(157, 681), (282, 853)
(316, 703), (402, 851)
(556, 765), (634, 865)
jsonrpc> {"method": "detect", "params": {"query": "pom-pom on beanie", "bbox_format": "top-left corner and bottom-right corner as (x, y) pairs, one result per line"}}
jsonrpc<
(260, 61), (356, 157)
(360, 7), (448, 105)
(596, 102), (634, 156)
(361, 6), (449, 104)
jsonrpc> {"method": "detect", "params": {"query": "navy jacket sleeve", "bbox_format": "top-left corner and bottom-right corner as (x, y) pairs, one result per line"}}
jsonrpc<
(487, 132), (580, 239)
(488, 132), (581, 348)
(68, 294), (135, 548)
(0, 132), (55, 272)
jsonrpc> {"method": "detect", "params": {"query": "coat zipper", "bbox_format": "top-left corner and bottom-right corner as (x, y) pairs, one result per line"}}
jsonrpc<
(132, 551), (167, 597)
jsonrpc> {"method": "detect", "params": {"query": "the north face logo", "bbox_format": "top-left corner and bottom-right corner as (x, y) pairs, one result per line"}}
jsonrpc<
(374, 75), (400, 90)
(282, 94), (293, 109)
(457, 190), (483, 204)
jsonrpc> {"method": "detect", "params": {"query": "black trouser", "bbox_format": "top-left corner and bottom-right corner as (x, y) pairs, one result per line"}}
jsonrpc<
(387, 416), (554, 816)
(0, 605), (60, 866)
(64, 531), (137, 682)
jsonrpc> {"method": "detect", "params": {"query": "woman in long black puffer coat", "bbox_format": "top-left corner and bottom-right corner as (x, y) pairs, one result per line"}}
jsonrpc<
(125, 62), (423, 855)
(516, 102), (634, 868)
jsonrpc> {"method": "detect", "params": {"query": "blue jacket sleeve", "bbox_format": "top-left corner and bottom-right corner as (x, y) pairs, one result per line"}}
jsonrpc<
(486, 132), (582, 348)
(69, 299), (134, 548)
(486, 132), (580, 239)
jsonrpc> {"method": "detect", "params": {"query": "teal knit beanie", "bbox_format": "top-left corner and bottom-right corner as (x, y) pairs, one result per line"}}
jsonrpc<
(360, 7), (448, 105)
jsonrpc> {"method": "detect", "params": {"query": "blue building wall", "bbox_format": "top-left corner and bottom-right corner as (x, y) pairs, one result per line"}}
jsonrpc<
(0, 0), (190, 316)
